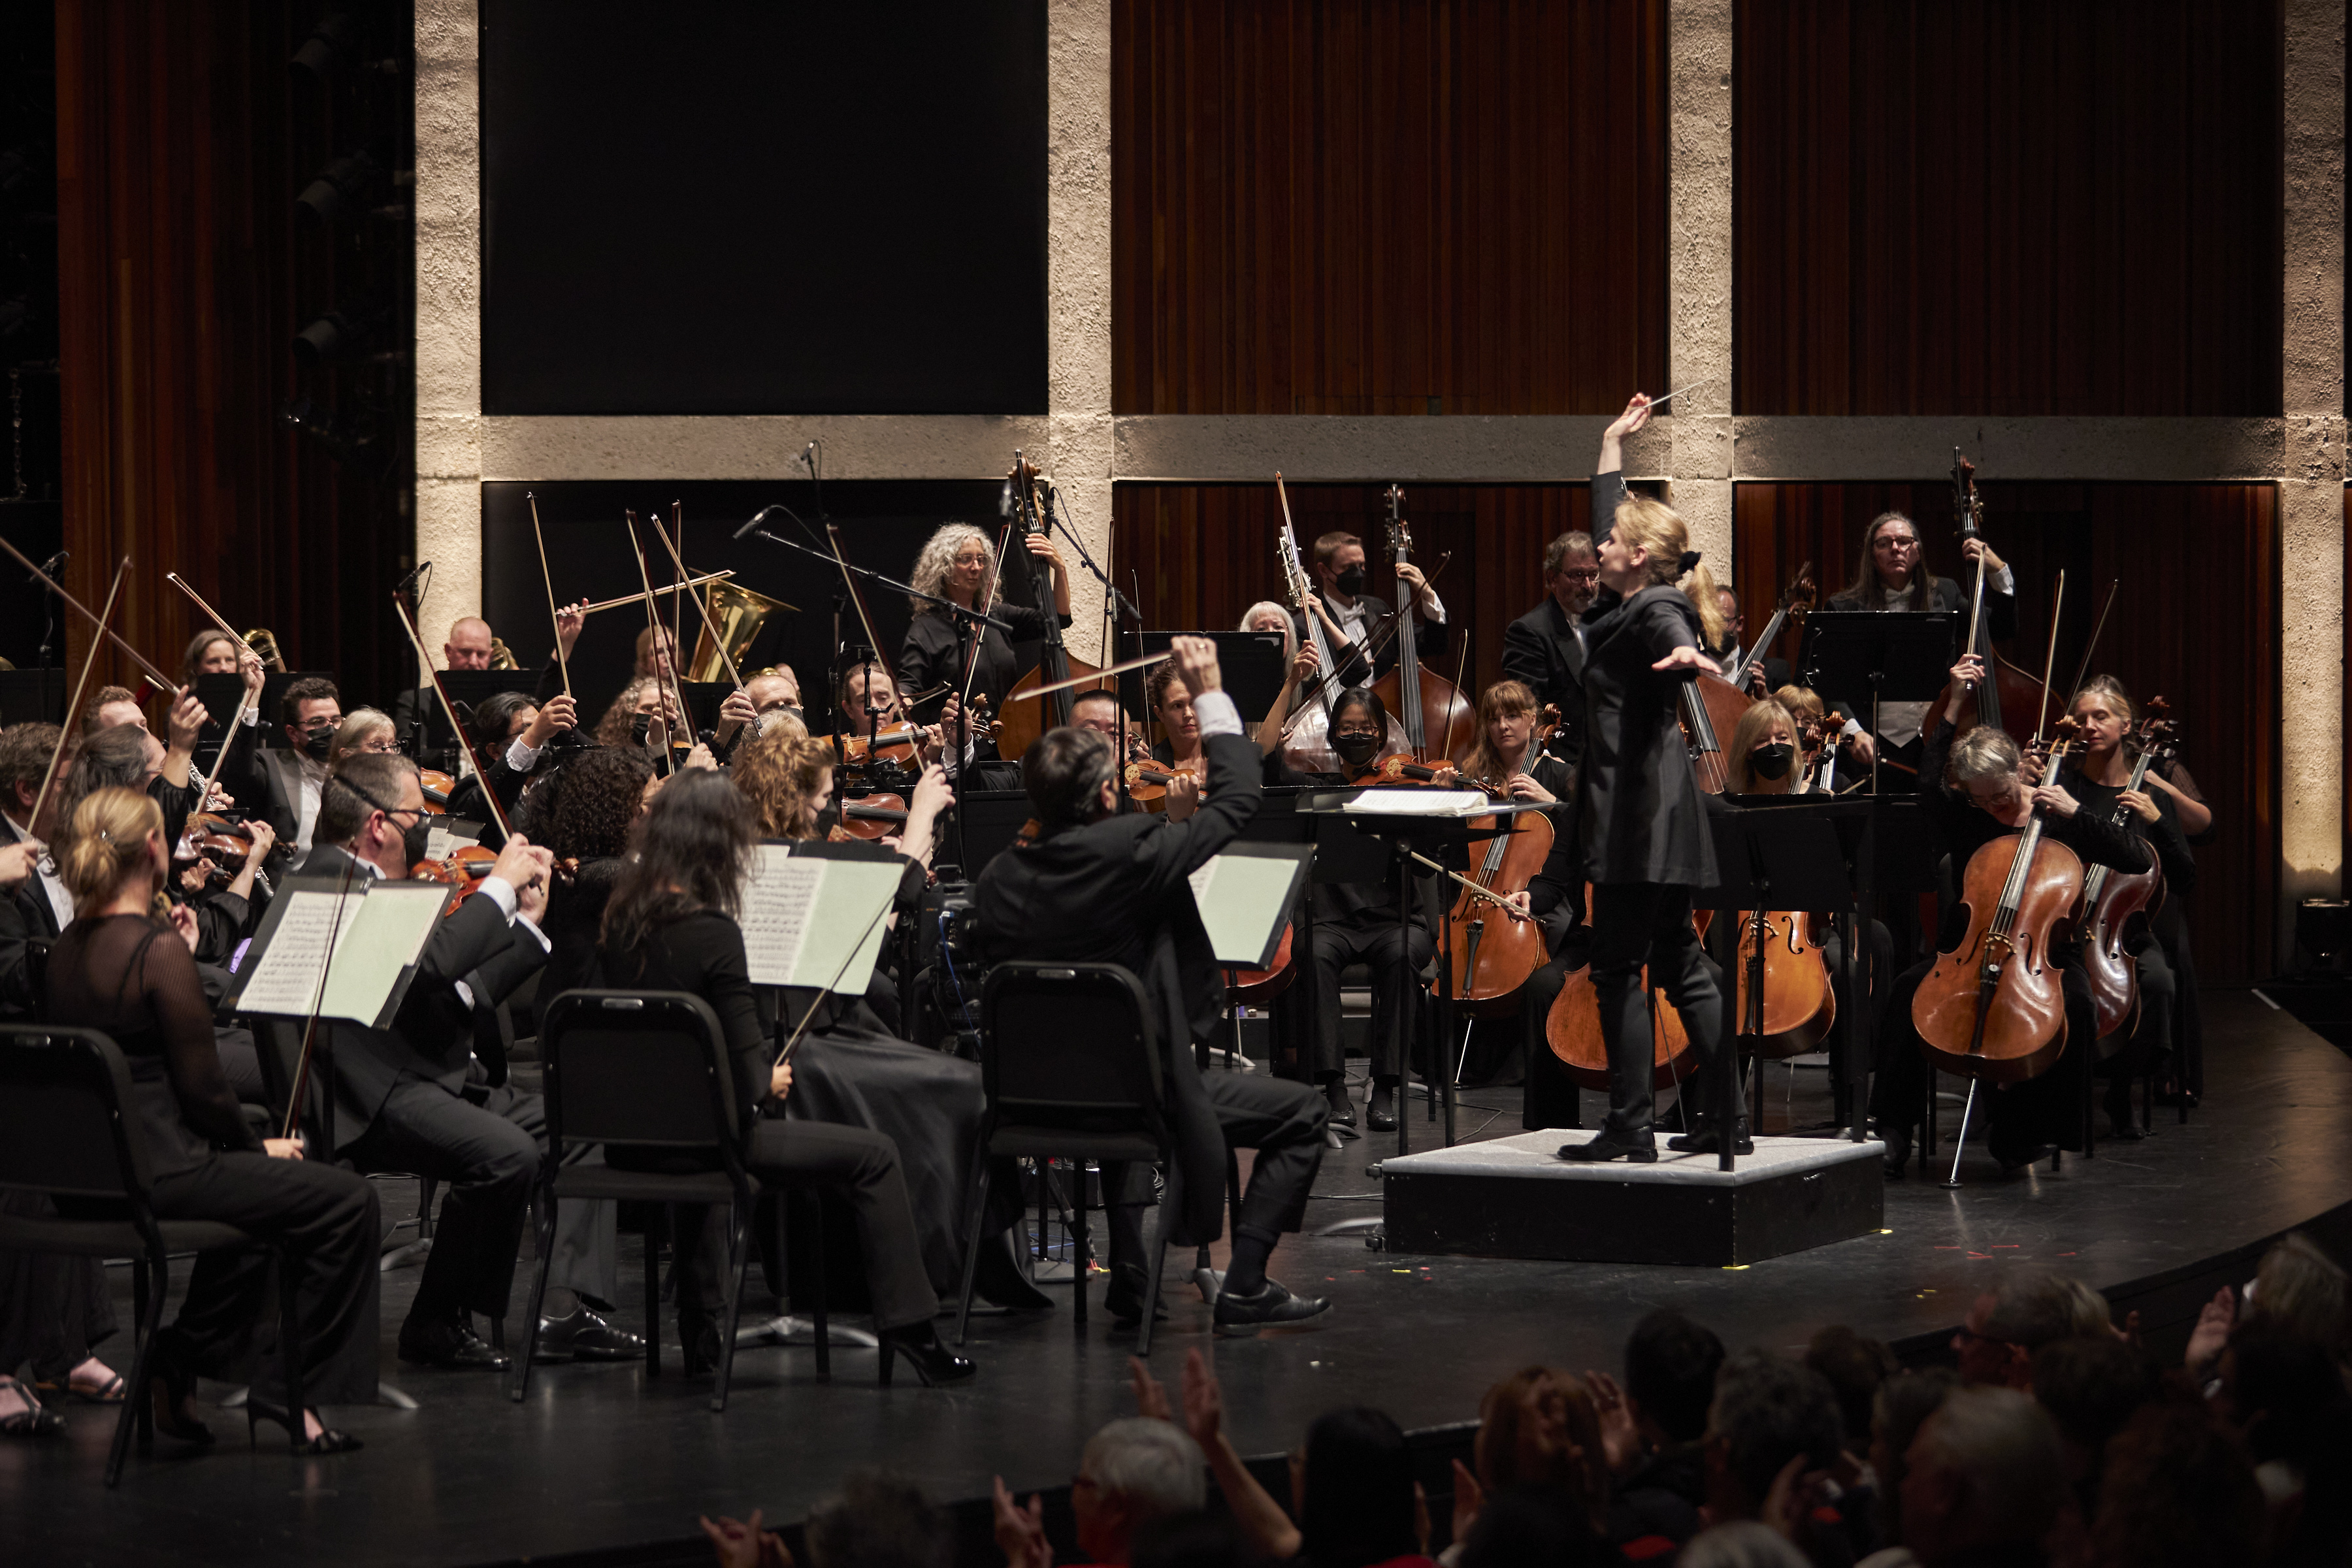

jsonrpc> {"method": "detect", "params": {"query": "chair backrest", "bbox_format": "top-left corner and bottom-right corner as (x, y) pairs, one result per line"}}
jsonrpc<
(979, 962), (1165, 1138)
(537, 990), (740, 1159)
(0, 1024), (150, 1205)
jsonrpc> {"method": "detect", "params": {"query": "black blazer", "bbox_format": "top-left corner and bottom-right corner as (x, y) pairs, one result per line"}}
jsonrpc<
(294, 843), (549, 1147)
(1576, 472), (1718, 889)
(969, 728), (1262, 1245)
(1501, 596), (1589, 770)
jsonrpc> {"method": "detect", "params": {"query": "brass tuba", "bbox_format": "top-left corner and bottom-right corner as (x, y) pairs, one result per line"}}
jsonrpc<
(242, 629), (289, 674)
(687, 580), (795, 682)
(489, 635), (520, 670)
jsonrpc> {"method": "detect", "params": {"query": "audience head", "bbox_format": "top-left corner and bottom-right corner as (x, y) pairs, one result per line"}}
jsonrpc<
(2086, 1399), (2264, 1568)
(542, 745), (656, 862)
(730, 730), (834, 840)
(0, 721), (61, 821)
(2031, 1335), (2162, 1495)
(1128, 1511), (1239, 1568)
(329, 707), (399, 768)
(601, 768), (754, 964)
(1296, 1407), (1424, 1568)
(444, 616), (494, 673)
(1957, 1272), (2097, 1388)
(2249, 1231), (2349, 1362)
(1074, 1418), (1207, 1565)
(1900, 1387), (2069, 1567)
(799, 1471), (949, 1568)
(280, 676), (342, 759)
(57, 786), (166, 919)
(1805, 1325), (1897, 1460)
(182, 630), (240, 683)
(1457, 1485), (1614, 1568)
(1703, 1349), (1844, 1522)
(2212, 1315), (2352, 1469)
(1473, 1367), (1608, 1532)
(1625, 1307), (1727, 1446)
(1870, 1368), (1957, 1548)
(318, 753), (427, 875)
(1022, 727), (1117, 834)
(1677, 1521), (1810, 1568)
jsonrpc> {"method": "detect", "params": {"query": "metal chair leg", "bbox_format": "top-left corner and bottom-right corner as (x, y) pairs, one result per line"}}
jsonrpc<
(1070, 1164), (1090, 1332)
(711, 1201), (749, 1413)
(278, 1247), (305, 1452)
(509, 1201), (560, 1401)
(953, 1160), (994, 1348)
(643, 1205), (664, 1378)
(1137, 1164), (1183, 1357)
(106, 1250), (168, 1487)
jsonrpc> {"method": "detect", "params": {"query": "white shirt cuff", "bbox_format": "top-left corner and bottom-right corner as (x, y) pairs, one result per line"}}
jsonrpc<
(1420, 590), (1447, 625)
(1840, 717), (1864, 738)
(1192, 691), (1243, 739)
(1989, 564), (2016, 595)
(238, 705), (260, 727)
(477, 875), (519, 923)
(504, 736), (540, 772)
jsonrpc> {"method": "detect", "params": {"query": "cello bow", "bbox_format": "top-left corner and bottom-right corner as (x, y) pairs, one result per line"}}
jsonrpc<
(391, 589), (515, 839)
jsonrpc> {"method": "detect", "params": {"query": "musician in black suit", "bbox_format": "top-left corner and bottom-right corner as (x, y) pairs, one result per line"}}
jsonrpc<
(1289, 529), (1450, 691)
(299, 754), (632, 1370)
(1501, 531), (1598, 773)
(218, 676), (343, 870)
(1822, 510), (2016, 770)
(971, 638), (1331, 1335)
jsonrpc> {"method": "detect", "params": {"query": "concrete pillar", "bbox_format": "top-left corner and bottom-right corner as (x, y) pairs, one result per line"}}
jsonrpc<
(414, 0), (483, 647)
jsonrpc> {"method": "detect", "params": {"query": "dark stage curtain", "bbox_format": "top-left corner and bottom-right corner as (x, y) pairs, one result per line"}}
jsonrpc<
(1732, 482), (2279, 986)
(1113, 0), (1667, 416)
(54, 1), (405, 706)
(1735, 0), (2283, 416)
(1111, 482), (1586, 708)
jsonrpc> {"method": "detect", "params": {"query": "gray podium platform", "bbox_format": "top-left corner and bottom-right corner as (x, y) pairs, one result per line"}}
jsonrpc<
(1381, 1128), (1886, 1267)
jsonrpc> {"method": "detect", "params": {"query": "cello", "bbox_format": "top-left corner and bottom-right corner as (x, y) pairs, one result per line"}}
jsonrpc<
(1725, 707), (1840, 1058)
(2076, 701), (2176, 1044)
(1429, 784), (1554, 1018)
(994, 455), (1111, 761)
(1370, 485), (1477, 771)
(1543, 886), (1701, 1091)
(1910, 716), (2089, 1085)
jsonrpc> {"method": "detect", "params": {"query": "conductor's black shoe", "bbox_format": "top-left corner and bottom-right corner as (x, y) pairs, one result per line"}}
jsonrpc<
(1213, 1279), (1331, 1336)
(537, 1306), (644, 1363)
(1103, 1263), (1169, 1325)
(1322, 1078), (1356, 1128)
(1367, 1083), (1397, 1132)
(1879, 1125), (1912, 1179)
(399, 1316), (511, 1371)
(1667, 1120), (1752, 1156)
(1993, 1143), (2057, 1175)
(1558, 1129), (1658, 1164)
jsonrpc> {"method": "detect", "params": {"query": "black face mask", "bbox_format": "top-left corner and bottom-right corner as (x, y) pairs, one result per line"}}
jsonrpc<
(398, 812), (433, 868)
(299, 727), (335, 761)
(1332, 730), (1382, 768)
(1752, 742), (1796, 781)
(1333, 564), (1367, 596)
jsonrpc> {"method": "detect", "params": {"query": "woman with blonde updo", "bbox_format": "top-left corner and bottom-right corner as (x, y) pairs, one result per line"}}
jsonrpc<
(44, 787), (379, 1454)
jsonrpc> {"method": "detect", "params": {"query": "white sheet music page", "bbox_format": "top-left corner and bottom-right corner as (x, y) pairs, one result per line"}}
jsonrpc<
(234, 889), (363, 1017)
(742, 847), (825, 987)
(1344, 789), (1488, 817)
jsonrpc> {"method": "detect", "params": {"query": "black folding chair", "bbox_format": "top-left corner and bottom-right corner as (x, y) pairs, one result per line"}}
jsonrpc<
(508, 990), (765, 1412)
(954, 962), (1183, 1354)
(0, 1024), (305, 1484)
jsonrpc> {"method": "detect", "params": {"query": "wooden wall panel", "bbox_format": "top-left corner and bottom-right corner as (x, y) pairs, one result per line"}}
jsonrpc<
(1735, 1), (2283, 416)
(1113, 0), (1668, 416)
(54, 1), (408, 711)
(1733, 482), (2279, 985)
(1111, 481), (1587, 704)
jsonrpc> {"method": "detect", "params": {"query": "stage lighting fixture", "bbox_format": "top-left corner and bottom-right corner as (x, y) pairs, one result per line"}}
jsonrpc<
(295, 152), (378, 226)
(293, 311), (367, 366)
(291, 12), (360, 81)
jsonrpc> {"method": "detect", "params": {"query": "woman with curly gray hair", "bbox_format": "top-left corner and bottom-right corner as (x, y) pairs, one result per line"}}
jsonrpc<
(895, 519), (1070, 755)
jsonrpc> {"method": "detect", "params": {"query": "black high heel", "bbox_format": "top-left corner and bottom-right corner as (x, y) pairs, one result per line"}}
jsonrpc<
(676, 1307), (722, 1378)
(876, 1323), (974, 1388)
(144, 1344), (213, 1446)
(246, 1399), (363, 1454)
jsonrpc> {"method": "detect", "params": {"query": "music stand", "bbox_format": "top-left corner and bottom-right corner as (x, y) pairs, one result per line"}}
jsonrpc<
(1796, 612), (1953, 789)
(1118, 632), (1289, 728)
(1704, 798), (1876, 1168)
(257, 671), (336, 747)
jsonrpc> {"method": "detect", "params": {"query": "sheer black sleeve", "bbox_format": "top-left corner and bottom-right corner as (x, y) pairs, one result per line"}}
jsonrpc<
(139, 928), (263, 1153)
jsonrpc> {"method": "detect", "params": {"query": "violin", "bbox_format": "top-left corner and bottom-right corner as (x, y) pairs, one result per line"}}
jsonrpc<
(2076, 700), (2176, 1044)
(1544, 886), (1701, 1090)
(836, 723), (935, 766)
(1367, 755), (1459, 787)
(1910, 716), (2089, 1084)
(1123, 755), (1206, 809)
(417, 768), (456, 815)
(1430, 780), (1554, 1017)
(829, 792), (909, 842)
(410, 843), (498, 907)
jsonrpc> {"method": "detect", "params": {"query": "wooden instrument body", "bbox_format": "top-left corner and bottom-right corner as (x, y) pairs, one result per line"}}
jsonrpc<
(1371, 663), (1477, 769)
(417, 768), (456, 814)
(998, 658), (1113, 762)
(1732, 909), (1838, 1058)
(1544, 889), (1700, 1090)
(1678, 674), (1755, 794)
(1435, 808), (1554, 1016)
(831, 791), (909, 841)
(1228, 922), (1296, 1002)
(1123, 756), (1206, 811)
(2080, 863), (2160, 1041)
(1933, 656), (2048, 745)
(1911, 833), (2083, 1083)
(410, 844), (497, 911)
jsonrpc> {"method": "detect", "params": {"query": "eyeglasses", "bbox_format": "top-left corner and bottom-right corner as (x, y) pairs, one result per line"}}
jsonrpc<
(1333, 728), (1382, 742)
(1558, 568), (1600, 583)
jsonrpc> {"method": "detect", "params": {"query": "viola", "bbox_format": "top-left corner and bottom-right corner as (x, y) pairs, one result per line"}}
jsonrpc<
(830, 791), (909, 842)
(410, 844), (497, 907)
(1431, 784), (1554, 1017)
(2076, 701), (2176, 1043)
(1544, 888), (1701, 1090)
(1910, 716), (2088, 1084)
(836, 723), (934, 766)
(1368, 485), (1478, 772)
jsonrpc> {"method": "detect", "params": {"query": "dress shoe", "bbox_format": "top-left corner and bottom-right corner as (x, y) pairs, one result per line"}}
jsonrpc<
(399, 1316), (512, 1371)
(1366, 1083), (1397, 1132)
(1558, 1128), (1658, 1164)
(536, 1306), (644, 1364)
(1993, 1143), (2057, 1175)
(2102, 1082), (2146, 1141)
(1667, 1120), (1752, 1156)
(246, 1399), (363, 1454)
(1322, 1078), (1356, 1128)
(1213, 1279), (1331, 1336)
(876, 1322), (976, 1387)
(1103, 1262), (1170, 1324)
(1878, 1124), (1912, 1179)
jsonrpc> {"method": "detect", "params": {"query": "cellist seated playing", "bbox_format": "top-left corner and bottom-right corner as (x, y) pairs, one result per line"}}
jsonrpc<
(1867, 655), (2153, 1179)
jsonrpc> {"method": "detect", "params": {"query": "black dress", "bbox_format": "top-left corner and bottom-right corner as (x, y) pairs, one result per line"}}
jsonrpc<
(897, 601), (1069, 745)
(46, 914), (380, 1403)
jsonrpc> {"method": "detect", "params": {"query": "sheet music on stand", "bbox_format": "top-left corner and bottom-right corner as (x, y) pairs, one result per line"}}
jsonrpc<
(1186, 843), (1313, 969)
(740, 841), (906, 993)
(225, 875), (452, 1027)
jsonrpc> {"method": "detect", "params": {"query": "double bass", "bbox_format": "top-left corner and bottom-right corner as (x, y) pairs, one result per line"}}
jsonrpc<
(1369, 485), (1477, 771)
(1273, 476), (1356, 776)
(1910, 717), (2088, 1083)
(1934, 450), (2043, 741)
(2076, 701), (2176, 1045)
(994, 454), (1112, 760)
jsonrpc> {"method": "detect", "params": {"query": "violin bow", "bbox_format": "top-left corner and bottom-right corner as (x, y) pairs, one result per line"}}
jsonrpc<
(2065, 578), (2120, 706)
(391, 589), (515, 838)
(526, 493), (571, 699)
(0, 534), (174, 691)
(645, 501), (745, 690)
(165, 574), (269, 817)
(952, 520), (1017, 730)
(2033, 570), (2065, 747)
(624, 510), (695, 768)
(669, 503), (689, 698)
(27, 558), (129, 841)
(573, 572), (734, 617)
(280, 848), (362, 1142)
